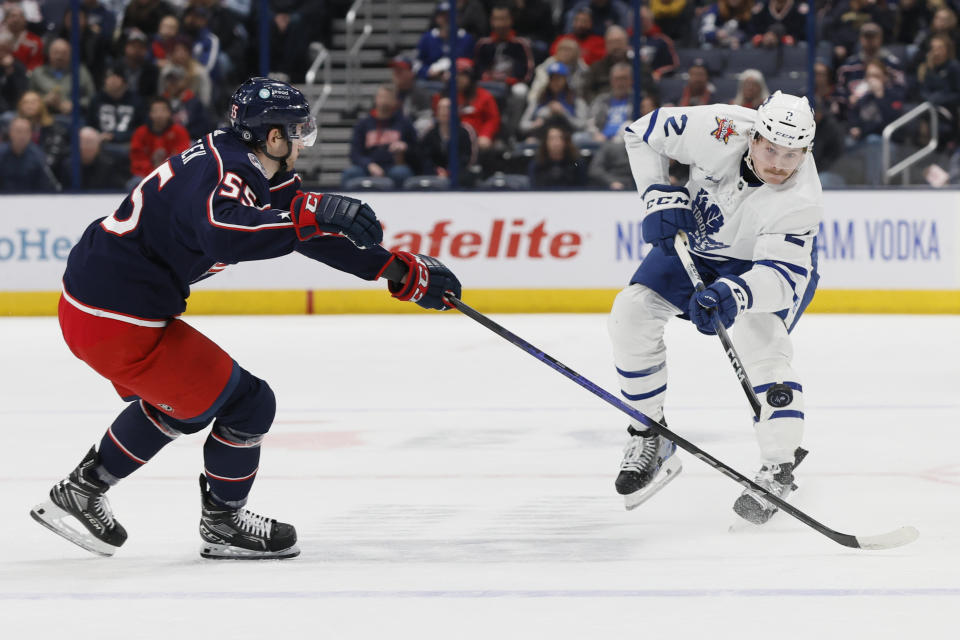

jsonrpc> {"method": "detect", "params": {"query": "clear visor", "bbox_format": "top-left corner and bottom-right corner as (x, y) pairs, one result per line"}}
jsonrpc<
(286, 117), (317, 147)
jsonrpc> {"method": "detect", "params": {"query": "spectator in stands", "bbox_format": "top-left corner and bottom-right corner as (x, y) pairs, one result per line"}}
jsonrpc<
(168, 36), (213, 107)
(587, 62), (634, 142)
(583, 25), (653, 103)
(475, 4), (535, 88)
(258, 1), (312, 83)
(122, 0), (177, 37)
(837, 22), (906, 104)
(847, 59), (903, 141)
(550, 9), (606, 67)
(0, 116), (58, 192)
(29, 38), (96, 115)
(59, 6), (112, 86)
(0, 31), (28, 114)
(159, 63), (213, 139)
(910, 7), (960, 71)
(814, 59), (844, 118)
(748, 0), (810, 49)
(511, 0), (557, 63)
(151, 14), (180, 68)
(813, 107), (848, 187)
(420, 96), (478, 186)
(894, 0), (937, 46)
(78, 0), (117, 50)
(2, 4), (43, 72)
(697, 0), (752, 49)
(915, 33), (960, 146)
(87, 65), (145, 147)
(528, 123), (585, 187)
(129, 96), (190, 183)
(519, 61), (589, 140)
(564, 0), (631, 37)
(390, 55), (434, 136)
(181, 5), (222, 84)
(732, 69), (769, 109)
(17, 90), (69, 172)
(475, 3), (535, 140)
(638, 6), (679, 80)
(650, 0), (695, 45)
(449, 57), (500, 157)
(118, 30), (160, 101)
(588, 124), (635, 189)
(61, 126), (128, 190)
(192, 0), (251, 85)
(846, 59), (903, 184)
(342, 84), (420, 189)
(455, 0), (489, 39)
(823, 0), (897, 65)
(530, 39), (588, 107)
(677, 59), (713, 106)
(416, 2), (476, 80)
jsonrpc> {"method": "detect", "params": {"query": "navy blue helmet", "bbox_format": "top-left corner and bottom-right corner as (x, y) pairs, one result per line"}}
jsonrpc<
(229, 77), (317, 147)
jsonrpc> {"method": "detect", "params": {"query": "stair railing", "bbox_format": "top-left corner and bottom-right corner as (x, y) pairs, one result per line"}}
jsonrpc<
(305, 42), (332, 116)
(345, 0), (374, 113)
(882, 102), (938, 185)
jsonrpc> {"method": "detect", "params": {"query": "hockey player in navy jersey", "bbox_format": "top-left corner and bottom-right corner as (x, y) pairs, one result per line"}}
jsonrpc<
(30, 77), (462, 559)
(608, 91), (821, 524)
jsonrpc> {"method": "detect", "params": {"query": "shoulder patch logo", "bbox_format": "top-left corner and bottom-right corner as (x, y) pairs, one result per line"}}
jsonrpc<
(248, 153), (267, 177)
(710, 117), (738, 144)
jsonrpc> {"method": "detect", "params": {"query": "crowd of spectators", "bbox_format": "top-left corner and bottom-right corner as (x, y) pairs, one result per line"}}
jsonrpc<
(0, 0), (337, 192)
(3, 1), (960, 192)
(343, 0), (960, 190)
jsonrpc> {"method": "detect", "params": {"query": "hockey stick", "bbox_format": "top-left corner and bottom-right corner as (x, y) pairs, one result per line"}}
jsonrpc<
(445, 295), (918, 550)
(673, 230), (763, 419)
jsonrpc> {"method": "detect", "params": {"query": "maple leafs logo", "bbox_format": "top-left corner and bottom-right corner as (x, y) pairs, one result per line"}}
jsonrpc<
(689, 188), (728, 251)
(710, 117), (738, 144)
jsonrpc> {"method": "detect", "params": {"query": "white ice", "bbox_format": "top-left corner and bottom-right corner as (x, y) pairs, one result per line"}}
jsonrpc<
(1, 312), (958, 639)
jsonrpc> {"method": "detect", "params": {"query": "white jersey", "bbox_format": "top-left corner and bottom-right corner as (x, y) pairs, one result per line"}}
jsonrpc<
(624, 104), (822, 324)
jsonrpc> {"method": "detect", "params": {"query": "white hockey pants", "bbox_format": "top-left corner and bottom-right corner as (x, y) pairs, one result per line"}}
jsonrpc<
(608, 283), (804, 465)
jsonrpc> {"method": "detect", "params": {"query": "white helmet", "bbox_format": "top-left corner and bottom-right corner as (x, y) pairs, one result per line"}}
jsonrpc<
(753, 90), (815, 149)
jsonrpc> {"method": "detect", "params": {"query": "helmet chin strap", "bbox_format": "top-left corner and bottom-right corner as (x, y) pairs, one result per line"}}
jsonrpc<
(260, 134), (292, 174)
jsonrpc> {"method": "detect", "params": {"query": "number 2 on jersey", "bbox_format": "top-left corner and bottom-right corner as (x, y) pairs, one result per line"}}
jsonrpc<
(101, 161), (175, 236)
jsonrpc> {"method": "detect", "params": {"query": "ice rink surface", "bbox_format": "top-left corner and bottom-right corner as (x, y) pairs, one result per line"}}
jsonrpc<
(1, 311), (958, 639)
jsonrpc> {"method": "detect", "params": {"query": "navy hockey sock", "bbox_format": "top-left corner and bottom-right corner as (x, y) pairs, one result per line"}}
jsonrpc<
(98, 401), (201, 482)
(202, 370), (276, 508)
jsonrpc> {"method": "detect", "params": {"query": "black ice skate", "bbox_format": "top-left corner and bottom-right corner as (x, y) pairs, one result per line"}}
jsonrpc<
(198, 475), (299, 560)
(733, 447), (809, 525)
(30, 446), (128, 557)
(615, 426), (682, 510)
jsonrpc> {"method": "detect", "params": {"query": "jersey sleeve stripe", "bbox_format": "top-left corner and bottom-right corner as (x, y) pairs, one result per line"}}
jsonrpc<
(755, 260), (799, 298)
(642, 108), (660, 143)
(758, 258), (808, 277)
(269, 175), (299, 191)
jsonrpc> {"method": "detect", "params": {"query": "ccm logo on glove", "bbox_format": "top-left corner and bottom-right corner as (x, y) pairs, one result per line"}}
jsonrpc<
(290, 191), (383, 249)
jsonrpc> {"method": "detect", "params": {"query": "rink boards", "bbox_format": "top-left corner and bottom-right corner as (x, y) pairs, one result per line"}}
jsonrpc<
(0, 191), (957, 314)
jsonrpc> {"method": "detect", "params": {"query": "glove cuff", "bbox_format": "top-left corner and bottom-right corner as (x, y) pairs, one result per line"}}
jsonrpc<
(386, 251), (429, 303)
(291, 192), (320, 241)
(717, 276), (753, 315)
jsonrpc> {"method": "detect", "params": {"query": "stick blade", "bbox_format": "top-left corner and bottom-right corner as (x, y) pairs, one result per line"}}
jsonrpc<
(855, 526), (920, 550)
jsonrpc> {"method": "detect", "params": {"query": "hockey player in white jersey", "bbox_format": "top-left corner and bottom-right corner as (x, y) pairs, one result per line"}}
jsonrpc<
(608, 91), (822, 524)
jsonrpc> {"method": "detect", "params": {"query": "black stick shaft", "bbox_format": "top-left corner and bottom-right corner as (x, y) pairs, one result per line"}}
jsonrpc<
(674, 231), (764, 419)
(445, 295), (866, 549)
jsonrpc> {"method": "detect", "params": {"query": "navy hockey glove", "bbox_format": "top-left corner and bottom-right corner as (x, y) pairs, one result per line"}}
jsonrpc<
(688, 278), (752, 335)
(290, 192), (383, 249)
(641, 185), (696, 256)
(381, 251), (462, 311)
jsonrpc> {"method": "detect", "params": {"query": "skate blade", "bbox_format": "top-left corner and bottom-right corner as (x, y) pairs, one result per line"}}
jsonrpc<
(623, 457), (682, 511)
(200, 541), (301, 560)
(30, 501), (118, 557)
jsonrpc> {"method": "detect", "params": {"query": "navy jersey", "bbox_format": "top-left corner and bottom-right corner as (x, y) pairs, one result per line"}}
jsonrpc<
(63, 128), (392, 321)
